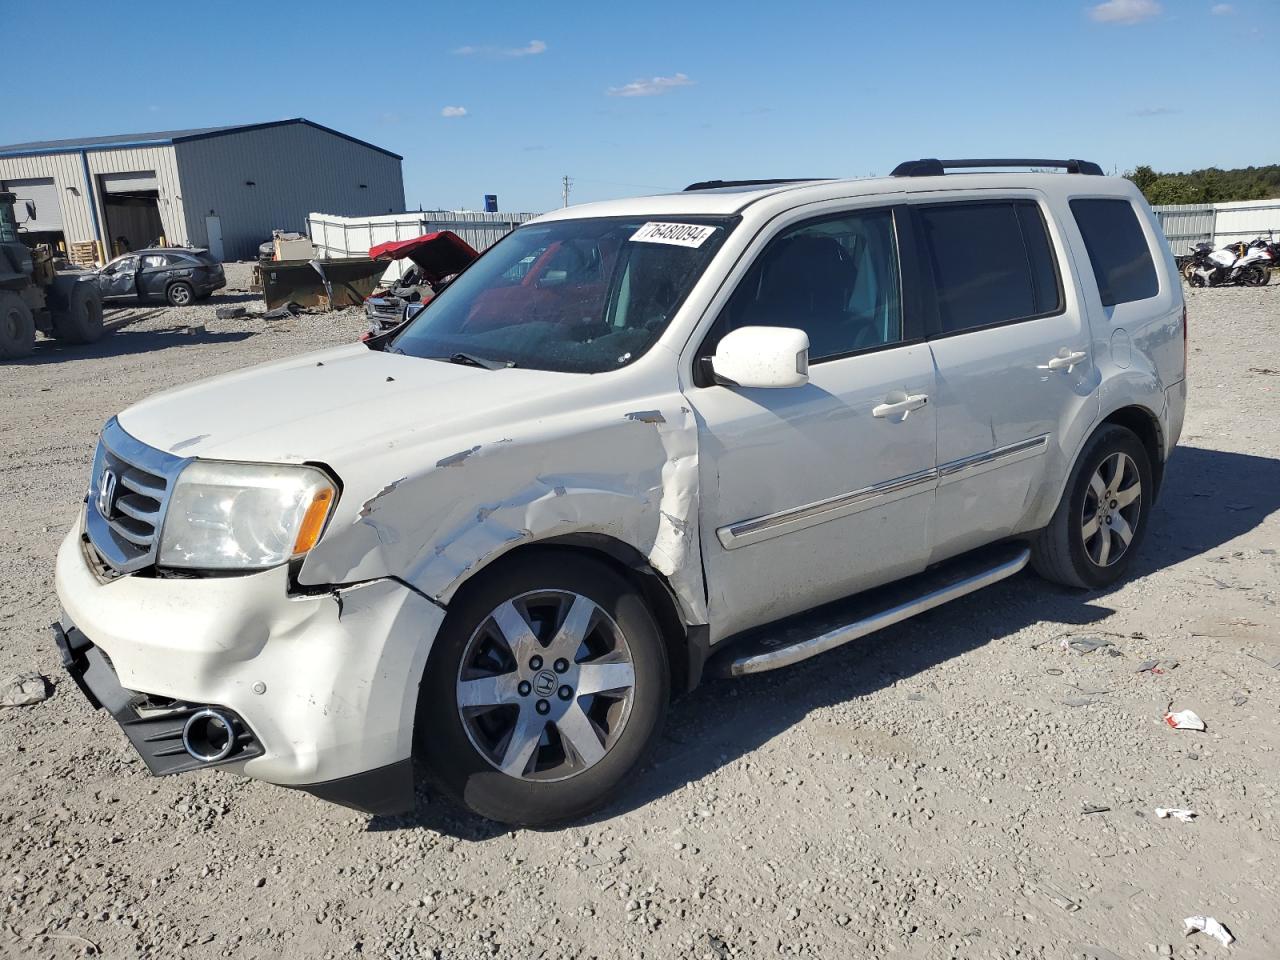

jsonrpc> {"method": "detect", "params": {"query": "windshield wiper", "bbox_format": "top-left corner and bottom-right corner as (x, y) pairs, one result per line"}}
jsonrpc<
(437, 352), (516, 371)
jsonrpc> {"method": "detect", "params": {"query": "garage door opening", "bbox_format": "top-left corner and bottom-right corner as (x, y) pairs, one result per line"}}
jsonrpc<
(99, 171), (163, 256)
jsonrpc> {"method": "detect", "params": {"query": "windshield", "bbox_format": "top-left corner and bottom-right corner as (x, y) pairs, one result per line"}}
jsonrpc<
(389, 215), (734, 373)
(0, 202), (17, 244)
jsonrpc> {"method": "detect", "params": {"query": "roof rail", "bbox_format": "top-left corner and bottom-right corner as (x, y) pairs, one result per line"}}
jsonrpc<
(891, 158), (1105, 178)
(683, 178), (829, 192)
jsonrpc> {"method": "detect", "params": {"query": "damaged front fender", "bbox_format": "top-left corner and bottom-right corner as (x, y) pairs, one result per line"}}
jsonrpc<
(298, 399), (707, 625)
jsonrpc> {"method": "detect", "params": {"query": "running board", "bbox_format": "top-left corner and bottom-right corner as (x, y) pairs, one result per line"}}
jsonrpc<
(706, 543), (1031, 678)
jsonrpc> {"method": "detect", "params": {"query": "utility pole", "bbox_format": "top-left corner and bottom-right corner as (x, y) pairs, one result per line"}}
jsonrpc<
(561, 175), (572, 208)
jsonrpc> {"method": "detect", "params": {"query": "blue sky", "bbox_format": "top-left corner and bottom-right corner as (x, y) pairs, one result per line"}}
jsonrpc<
(7, 0), (1277, 212)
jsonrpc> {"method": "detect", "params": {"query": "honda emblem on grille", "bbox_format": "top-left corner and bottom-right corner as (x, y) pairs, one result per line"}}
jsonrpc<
(97, 468), (117, 518)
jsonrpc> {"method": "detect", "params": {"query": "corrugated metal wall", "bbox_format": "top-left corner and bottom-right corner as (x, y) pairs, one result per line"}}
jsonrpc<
(1151, 203), (1215, 255)
(1153, 198), (1280, 253)
(0, 146), (187, 251)
(0, 152), (91, 241)
(175, 125), (404, 260)
(308, 210), (541, 281)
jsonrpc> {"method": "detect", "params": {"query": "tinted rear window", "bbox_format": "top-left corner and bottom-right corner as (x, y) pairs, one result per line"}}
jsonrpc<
(918, 200), (1062, 335)
(1069, 198), (1159, 306)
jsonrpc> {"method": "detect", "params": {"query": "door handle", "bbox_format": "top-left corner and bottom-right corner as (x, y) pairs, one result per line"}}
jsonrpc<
(1043, 350), (1088, 372)
(872, 394), (929, 419)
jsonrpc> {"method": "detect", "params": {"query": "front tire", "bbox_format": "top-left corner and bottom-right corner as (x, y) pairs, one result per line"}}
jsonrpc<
(166, 281), (194, 307)
(416, 551), (670, 825)
(0, 290), (36, 360)
(1031, 424), (1153, 589)
(51, 282), (104, 344)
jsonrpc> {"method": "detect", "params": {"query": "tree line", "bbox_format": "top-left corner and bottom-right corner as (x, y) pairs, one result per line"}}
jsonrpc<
(1126, 164), (1280, 206)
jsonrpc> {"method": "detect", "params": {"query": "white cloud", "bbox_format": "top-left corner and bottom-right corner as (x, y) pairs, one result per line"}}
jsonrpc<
(455, 39), (547, 57)
(1211, 2), (1233, 13)
(440, 106), (468, 118)
(1088, 0), (1161, 23)
(606, 73), (694, 97)
(1131, 105), (1178, 116)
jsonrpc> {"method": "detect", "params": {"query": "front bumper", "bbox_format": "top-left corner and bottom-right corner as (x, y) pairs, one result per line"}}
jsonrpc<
(53, 524), (445, 814)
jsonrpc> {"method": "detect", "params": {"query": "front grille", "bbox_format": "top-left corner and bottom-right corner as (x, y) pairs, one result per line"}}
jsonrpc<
(85, 418), (189, 574)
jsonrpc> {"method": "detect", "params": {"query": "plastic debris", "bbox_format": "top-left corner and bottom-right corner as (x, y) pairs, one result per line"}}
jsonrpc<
(1164, 709), (1206, 731)
(1183, 915), (1234, 947)
(1137, 659), (1178, 675)
(1061, 635), (1115, 655)
(0, 673), (52, 708)
(1155, 808), (1197, 822)
(1081, 804), (1110, 815)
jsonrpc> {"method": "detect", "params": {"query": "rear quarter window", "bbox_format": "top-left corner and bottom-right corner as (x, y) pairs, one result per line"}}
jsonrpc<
(1069, 198), (1159, 306)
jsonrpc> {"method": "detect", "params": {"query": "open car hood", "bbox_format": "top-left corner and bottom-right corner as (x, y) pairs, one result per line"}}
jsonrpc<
(368, 231), (478, 285)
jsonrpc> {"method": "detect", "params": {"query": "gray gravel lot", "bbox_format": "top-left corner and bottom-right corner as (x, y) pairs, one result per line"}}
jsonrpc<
(1, 269), (1278, 959)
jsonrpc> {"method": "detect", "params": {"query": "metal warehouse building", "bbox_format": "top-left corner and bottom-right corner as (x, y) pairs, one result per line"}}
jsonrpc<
(0, 118), (404, 261)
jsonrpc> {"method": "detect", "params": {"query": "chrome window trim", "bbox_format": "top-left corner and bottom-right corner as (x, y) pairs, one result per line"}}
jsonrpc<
(716, 433), (1049, 550)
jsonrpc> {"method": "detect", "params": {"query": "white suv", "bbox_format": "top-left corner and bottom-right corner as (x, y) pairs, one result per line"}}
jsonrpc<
(53, 159), (1187, 825)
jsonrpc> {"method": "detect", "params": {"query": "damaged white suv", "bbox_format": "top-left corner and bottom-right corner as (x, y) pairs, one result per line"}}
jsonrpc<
(54, 159), (1186, 825)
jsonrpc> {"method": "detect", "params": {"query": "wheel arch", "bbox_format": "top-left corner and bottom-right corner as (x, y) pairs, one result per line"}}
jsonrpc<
(1098, 403), (1165, 497)
(443, 536), (707, 697)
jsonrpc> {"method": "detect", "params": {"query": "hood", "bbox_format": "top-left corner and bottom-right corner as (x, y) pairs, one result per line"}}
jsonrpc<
(368, 231), (478, 285)
(116, 344), (587, 467)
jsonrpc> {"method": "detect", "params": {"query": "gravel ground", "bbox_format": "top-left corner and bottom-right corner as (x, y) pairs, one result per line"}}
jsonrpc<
(1, 269), (1278, 960)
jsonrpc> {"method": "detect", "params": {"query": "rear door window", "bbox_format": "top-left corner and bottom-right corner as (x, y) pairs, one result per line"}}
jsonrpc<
(917, 200), (1062, 335)
(1069, 198), (1159, 306)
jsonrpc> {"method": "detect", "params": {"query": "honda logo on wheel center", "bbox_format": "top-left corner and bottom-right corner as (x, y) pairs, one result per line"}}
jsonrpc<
(533, 670), (557, 697)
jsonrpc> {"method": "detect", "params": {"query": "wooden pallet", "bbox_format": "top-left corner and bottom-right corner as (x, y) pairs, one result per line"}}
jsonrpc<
(69, 241), (98, 268)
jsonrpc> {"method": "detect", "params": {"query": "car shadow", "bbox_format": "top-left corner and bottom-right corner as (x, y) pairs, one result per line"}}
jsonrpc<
(368, 445), (1280, 839)
(4, 327), (257, 365)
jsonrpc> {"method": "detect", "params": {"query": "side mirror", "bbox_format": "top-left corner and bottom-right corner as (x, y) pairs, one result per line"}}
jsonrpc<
(23, 200), (36, 222)
(709, 326), (810, 389)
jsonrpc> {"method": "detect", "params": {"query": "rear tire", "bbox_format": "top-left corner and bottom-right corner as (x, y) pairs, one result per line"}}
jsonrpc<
(0, 291), (36, 360)
(166, 281), (194, 307)
(51, 282), (104, 344)
(1031, 424), (1153, 589)
(416, 551), (669, 825)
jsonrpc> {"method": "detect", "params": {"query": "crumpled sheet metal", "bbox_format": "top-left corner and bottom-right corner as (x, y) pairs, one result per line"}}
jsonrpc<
(300, 400), (707, 625)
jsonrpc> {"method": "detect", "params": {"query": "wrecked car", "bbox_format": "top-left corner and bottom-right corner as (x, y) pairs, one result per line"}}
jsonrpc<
(364, 231), (478, 334)
(97, 247), (225, 307)
(53, 159), (1186, 825)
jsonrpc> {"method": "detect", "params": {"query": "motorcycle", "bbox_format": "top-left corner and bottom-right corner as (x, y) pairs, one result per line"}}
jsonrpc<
(1187, 236), (1274, 287)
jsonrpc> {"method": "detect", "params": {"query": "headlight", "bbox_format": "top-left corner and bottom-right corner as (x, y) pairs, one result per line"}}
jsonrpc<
(158, 461), (338, 570)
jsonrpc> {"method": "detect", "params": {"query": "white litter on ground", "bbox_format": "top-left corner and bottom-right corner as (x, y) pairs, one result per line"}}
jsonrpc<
(1183, 915), (1234, 947)
(1164, 709), (1206, 731)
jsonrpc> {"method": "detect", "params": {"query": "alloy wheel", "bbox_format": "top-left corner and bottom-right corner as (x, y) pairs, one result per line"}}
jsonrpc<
(455, 590), (637, 782)
(1080, 451), (1142, 567)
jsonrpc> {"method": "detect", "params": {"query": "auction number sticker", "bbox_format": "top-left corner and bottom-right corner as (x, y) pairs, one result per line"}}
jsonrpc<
(629, 222), (718, 248)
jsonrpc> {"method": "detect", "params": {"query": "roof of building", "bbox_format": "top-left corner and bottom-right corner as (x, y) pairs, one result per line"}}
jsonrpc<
(0, 119), (402, 160)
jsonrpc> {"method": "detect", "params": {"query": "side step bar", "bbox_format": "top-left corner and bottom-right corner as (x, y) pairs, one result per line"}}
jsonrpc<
(706, 543), (1031, 678)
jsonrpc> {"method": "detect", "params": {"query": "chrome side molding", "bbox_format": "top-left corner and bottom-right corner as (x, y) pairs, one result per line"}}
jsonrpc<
(936, 434), (1048, 484)
(717, 468), (935, 549)
(717, 435), (1049, 550)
